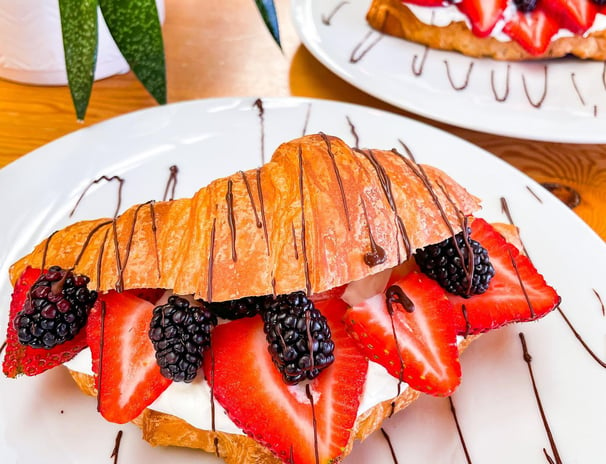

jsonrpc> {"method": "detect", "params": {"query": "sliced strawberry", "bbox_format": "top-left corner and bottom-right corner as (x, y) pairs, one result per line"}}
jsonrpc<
(542, 0), (598, 34)
(457, 0), (508, 37)
(2, 267), (87, 378)
(503, 7), (560, 56)
(129, 288), (166, 304)
(406, 0), (452, 6)
(205, 298), (367, 463)
(344, 271), (460, 397)
(87, 290), (171, 424)
(449, 218), (560, 335)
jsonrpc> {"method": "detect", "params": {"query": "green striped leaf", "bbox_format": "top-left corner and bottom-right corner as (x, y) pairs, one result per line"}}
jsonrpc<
(99, 0), (166, 104)
(59, 0), (98, 121)
(254, 0), (281, 48)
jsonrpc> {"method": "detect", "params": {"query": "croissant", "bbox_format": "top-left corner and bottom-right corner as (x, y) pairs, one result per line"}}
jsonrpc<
(3, 133), (559, 464)
(9, 133), (480, 298)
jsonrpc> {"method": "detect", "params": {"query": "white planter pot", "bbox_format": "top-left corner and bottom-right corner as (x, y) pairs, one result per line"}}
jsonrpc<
(0, 0), (165, 85)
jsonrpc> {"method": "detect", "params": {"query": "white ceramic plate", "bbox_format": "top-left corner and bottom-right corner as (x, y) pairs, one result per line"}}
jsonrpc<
(291, 0), (606, 143)
(0, 97), (605, 464)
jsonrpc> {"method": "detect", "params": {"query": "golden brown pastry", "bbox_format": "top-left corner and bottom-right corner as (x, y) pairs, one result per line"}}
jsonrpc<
(367, 0), (606, 60)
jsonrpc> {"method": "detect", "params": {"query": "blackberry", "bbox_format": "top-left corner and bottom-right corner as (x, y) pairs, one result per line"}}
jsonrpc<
(262, 291), (335, 385)
(13, 266), (97, 349)
(513, 0), (538, 12)
(149, 295), (217, 383)
(208, 295), (267, 320)
(414, 230), (495, 298)
(592, 0), (606, 5)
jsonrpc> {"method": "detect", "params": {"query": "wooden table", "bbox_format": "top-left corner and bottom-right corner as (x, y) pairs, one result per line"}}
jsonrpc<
(1, 0), (604, 240)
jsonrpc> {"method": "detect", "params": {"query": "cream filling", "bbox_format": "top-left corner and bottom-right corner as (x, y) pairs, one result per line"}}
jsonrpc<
(406, 2), (606, 43)
(64, 348), (404, 436)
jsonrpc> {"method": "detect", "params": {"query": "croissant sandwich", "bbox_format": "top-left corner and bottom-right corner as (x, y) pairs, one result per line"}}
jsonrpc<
(2, 134), (559, 464)
(367, 0), (606, 60)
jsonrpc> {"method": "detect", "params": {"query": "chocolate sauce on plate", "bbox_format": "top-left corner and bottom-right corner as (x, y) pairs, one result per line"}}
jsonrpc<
(321, 1), (349, 25)
(253, 98), (266, 165)
(490, 65), (511, 102)
(522, 66), (548, 109)
(448, 396), (473, 464)
(444, 61), (474, 91)
(110, 430), (123, 464)
(163, 165), (179, 201)
(380, 428), (399, 464)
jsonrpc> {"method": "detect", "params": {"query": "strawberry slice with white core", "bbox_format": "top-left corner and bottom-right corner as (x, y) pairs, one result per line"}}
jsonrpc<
(503, 7), (561, 56)
(449, 218), (560, 335)
(542, 0), (598, 34)
(87, 290), (172, 424)
(205, 298), (367, 464)
(344, 271), (460, 397)
(457, 0), (508, 37)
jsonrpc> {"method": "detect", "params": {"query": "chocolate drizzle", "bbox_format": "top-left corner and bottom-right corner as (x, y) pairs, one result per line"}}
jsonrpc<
(40, 230), (58, 272)
(556, 307), (606, 368)
(380, 428), (399, 464)
(518, 332), (563, 464)
(256, 168), (271, 256)
(359, 148), (411, 260)
(384, 285), (407, 417)
(412, 46), (429, 76)
(253, 98), (266, 165)
(163, 165), (179, 201)
(386, 285), (414, 313)
(0, 340), (7, 357)
(96, 229), (110, 289)
(96, 301), (107, 411)
(522, 66), (548, 109)
(73, 220), (112, 268)
(302, 102), (312, 137)
(350, 30), (383, 63)
(207, 218), (217, 302)
(291, 222), (299, 260)
(361, 198), (386, 267)
(240, 171), (262, 228)
(346, 115), (360, 149)
(209, 345), (221, 457)
(500, 197), (530, 256)
(594, 289), (605, 316)
(320, 133), (351, 230)
(305, 384), (320, 464)
(321, 0), (349, 25)
(70, 175), (125, 219)
(448, 397), (473, 464)
(297, 146), (312, 296)
(490, 65), (511, 102)
(444, 61), (474, 91)
(571, 73), (586, 106)
(226, 180), (237, 262)
(111, 219), (125, 292)
(110, 430), (123, 464)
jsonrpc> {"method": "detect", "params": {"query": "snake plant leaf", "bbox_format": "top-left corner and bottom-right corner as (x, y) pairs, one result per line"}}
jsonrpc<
(254, 0), (281, 48)
(98, 0), (166, 105)
(59, 0), (98, 121)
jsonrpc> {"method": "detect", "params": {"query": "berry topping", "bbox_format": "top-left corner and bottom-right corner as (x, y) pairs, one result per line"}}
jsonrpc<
(149, 295), (216, 383)
(414, 228), (495, 298)
(208, 295), (266, 320)
(204, 298), (367, 464)
(514, 0), (538, 12)
(262, 291), (335, 385)
(542, 0), (598, 34)
(503, 7), (560, 56)
(344, 271), (461, 396)
(2, 267), (89, 377)
(13, 266), (97, 349)
(87, 290), (172, 424)
(448, 218), (560, 335)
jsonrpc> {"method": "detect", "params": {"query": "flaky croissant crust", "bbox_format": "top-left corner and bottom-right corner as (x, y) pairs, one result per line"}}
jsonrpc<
(10, 134), (479, 302)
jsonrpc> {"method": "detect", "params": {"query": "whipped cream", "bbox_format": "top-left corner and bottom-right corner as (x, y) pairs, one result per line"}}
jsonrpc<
(406, 2), (606, 43)
(64, 348), (404, 436)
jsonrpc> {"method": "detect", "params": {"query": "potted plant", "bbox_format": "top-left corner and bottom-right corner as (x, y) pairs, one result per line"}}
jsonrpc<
(0, 0), (280, 120)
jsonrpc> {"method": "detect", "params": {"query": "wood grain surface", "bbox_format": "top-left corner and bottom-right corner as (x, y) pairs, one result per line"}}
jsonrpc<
(0, 0), (604, 240)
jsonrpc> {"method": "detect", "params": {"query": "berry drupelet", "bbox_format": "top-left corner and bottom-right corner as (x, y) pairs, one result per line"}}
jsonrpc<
(207, 295), (267, 320)
(414, 229), (495, 298)
(13, 266), (97, 349)
(149, 295), (217, 383)
(262, 291), (335, 385)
